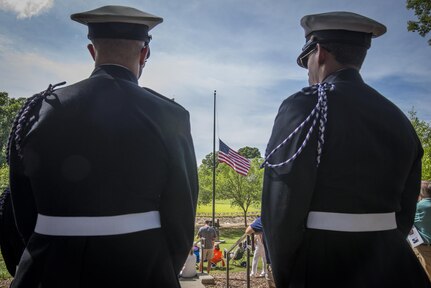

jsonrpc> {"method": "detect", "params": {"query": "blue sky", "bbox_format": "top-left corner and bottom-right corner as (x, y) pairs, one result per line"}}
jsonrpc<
(1, 0), (430, 164)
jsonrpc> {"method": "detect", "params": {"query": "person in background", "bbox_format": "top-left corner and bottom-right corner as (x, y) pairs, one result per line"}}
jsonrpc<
(246, 216), (268, 278)
(415, 180), (431, 280)
(194, 242), (200, 264)
(197, 220), (217, 274)
(180, 247), (198, 278)
(7, 5), (198, 288)
(210, 244), (225, 268)
(261, 11), (430, 287)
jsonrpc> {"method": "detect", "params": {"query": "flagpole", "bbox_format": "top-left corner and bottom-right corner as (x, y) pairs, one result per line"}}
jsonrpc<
(212, 90), (216, 230)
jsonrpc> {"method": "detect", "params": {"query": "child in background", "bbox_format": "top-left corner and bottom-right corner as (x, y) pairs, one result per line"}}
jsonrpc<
(193, 243), (200, 263)
(211, 244), (225, 267)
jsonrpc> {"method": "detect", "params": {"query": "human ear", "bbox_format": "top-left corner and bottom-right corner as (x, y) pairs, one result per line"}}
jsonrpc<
(87, 44), (96, 61)
(139, 46), (150, 66)
(316, 44), (326, 65)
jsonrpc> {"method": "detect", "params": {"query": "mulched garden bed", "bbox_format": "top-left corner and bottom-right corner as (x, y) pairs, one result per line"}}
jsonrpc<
(204, 271), (268, 288)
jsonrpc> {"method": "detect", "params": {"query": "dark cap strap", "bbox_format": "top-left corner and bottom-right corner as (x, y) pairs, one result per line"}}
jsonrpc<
(88, 22), (151, 42)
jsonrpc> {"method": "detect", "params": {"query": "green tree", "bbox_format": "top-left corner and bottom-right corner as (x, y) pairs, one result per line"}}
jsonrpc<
(198, 148), (264, 225)
(407, 0), (431, 45)
(238, 146), (261, 159)
(217, 158), (264, 227)
(198, 152), (219, 206)
(200, 151), (219, 170)
(198, 162), (213, 206)
(0, 92), (26, 166)
(409, 108), (431, 180)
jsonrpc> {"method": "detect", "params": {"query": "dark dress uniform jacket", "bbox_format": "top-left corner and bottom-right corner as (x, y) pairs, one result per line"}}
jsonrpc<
(262, 68), (430, 288)
(8, 65), (198, 287)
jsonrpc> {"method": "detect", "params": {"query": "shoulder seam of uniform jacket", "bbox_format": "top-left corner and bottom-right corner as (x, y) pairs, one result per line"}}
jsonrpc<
(142, 87), (188, 111)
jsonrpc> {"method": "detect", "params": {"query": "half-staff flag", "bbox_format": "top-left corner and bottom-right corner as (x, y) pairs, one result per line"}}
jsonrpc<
(218, 139), (251, 176)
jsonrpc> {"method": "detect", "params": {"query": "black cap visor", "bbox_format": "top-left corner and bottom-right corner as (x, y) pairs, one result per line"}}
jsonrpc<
(297, 30), (372, 69)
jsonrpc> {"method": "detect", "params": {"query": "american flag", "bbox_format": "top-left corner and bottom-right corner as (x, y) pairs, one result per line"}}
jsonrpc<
(218, 139), (251, 176)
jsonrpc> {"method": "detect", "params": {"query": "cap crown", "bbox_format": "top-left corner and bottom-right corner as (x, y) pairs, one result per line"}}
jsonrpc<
(300, 11), (386, 38)
(71, 5), (163, 31)
(296, 11), (386, 68)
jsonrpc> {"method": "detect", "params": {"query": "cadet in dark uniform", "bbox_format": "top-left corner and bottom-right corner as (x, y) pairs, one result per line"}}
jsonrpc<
(261, 12), (430, 288)
(7, 5), (198, 288)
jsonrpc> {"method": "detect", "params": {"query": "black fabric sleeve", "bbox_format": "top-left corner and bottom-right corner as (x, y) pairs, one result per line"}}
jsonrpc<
(9, 138), (37, 244)
(0, 188), (25, 276)
(262, 93), (318, 287)
(397, 141), (423, 237)
(159, 110), (198, 274)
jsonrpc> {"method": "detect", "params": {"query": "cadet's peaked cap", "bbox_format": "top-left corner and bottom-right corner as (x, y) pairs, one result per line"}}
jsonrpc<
(297, 11), (386, 68)
(300, 11), (386, 39)
(71, 5), (163, 41)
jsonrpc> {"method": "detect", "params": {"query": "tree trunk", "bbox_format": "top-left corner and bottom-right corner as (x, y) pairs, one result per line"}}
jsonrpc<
(243, 210), (248, 227)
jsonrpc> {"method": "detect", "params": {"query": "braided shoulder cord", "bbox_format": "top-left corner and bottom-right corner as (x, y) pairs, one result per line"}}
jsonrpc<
(0, 187), (10, 217)
(6, 81), (66, 163)
(261, 82), (334, 169)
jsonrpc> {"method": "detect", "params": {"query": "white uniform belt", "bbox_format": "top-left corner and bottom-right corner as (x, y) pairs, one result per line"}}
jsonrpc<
(306, 211), (397, 232)
(34, 211), (161, 236)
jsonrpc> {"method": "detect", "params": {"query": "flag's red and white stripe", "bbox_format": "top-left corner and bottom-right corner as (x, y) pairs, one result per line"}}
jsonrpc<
(218, 139), (250, 176)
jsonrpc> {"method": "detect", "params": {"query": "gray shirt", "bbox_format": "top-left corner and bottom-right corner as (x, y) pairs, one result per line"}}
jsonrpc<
(198, 225), (217, 249)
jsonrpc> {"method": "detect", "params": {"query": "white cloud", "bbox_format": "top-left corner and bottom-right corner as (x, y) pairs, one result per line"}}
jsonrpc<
(0, 0), (53, 18)
(139, 51), (294, 162)
(0, 48), (92, 98)
(141, 50), (297, 103)
(0, 45), (279, 164)
(0, 34), (12, 50)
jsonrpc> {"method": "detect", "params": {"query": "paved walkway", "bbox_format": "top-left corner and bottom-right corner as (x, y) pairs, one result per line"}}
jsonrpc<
(179, 272), (214, 288)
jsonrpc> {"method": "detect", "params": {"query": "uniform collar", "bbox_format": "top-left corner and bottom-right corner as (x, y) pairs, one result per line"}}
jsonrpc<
(90, 64), (138, 84)
(323, 68), (364, 84)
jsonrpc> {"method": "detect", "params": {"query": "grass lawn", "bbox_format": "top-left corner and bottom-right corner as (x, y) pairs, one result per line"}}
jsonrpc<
(0, 228), (252, 279)
(197, 226), (262, 275)
(0, 254), (11, 281)
(216, 227), (249, 273)
(196, 199), (261, 216)
(0, 226), (257, 282)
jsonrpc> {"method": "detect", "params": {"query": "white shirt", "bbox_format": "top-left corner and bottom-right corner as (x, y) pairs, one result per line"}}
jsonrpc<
(180, 254), (197, 278)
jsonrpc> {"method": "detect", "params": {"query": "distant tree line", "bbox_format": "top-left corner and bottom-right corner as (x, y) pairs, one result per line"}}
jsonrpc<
(409, 108), (431, 180)
(0, 92), (26, 191)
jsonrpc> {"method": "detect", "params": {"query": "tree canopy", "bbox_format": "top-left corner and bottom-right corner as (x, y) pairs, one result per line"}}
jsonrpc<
(198, 162), (214, 206)
(217, 158), (263, 226)
(409, 108), (431, 180)
(0, 92), (26, 166)
(0, 92), (26, 192)
(407, 0), (431, 45)
(200, 151), (218, 170)
(238, 146), (261, 159)
(198, 147), (264, 226)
